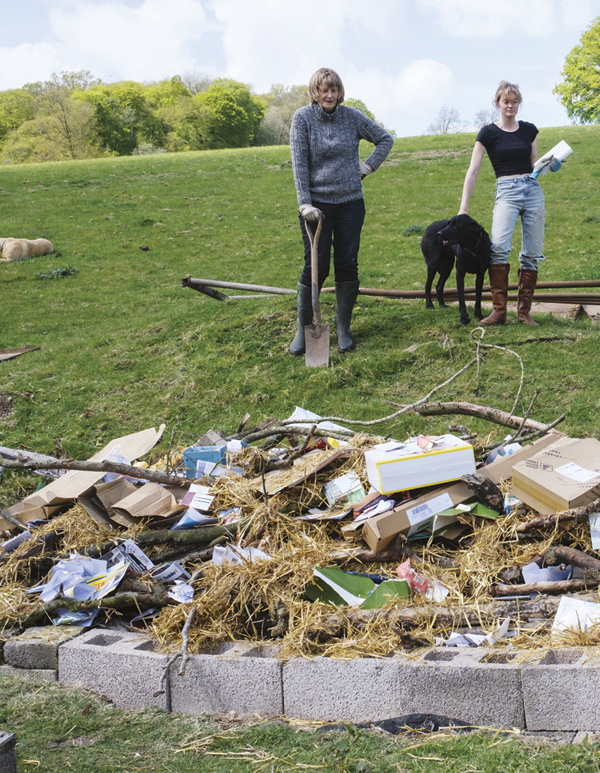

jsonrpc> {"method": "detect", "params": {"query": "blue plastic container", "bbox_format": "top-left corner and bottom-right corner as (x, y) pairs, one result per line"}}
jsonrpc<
(183, 444), (226, 479)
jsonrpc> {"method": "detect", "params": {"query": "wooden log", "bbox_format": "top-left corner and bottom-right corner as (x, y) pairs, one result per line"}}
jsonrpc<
(0, 446), (62, 467)
(385, 401), (551, 432)
(544, 545), (600, 573)
(0, 529), (65, 567)
(182, 276), (295, 295)
(491, 578), (599, 597)
(82, 524), (239, 558)
(270, 593), (592, 639)
(0, 508), (31, 532)
(5, 586), (173, 631)
(515, 497), (600, 533)
(0, 457), (189, 488)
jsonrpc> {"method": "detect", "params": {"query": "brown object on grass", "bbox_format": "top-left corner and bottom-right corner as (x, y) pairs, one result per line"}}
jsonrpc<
(0, 238), (53, 262)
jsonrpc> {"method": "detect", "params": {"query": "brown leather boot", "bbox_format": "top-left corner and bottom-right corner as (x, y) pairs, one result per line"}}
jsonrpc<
(481, 263), (509, 325)
(517, 269), (539, 326)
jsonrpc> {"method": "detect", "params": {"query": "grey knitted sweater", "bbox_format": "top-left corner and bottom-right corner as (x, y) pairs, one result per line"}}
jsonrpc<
(290, 102), (394, 206)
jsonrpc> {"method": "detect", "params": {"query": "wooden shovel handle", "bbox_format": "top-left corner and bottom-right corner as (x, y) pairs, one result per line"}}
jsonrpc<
(305, 215), (323, 325)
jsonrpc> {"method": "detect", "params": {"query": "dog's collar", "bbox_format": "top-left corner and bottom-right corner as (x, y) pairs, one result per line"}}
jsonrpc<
(460, 232), (484, 256)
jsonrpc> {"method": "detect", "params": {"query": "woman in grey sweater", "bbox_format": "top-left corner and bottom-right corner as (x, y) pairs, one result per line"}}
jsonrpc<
(289, 68), (393, 354)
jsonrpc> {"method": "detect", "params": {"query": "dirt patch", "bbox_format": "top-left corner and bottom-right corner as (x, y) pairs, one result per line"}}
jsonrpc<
(0, 394), (14, 418)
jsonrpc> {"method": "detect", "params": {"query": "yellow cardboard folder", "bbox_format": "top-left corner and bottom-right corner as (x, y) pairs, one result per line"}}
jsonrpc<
(365, 434), (476, 495)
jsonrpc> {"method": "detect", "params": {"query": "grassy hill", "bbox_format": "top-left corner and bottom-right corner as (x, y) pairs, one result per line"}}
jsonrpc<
(1, 125), (599, 481)
(2, 125), (600, 769)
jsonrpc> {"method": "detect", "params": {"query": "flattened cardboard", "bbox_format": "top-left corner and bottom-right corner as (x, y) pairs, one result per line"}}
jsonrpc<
(1, 499), (60, 532)
(20, 425), (165, 509)
(77, 495), (114, 529)
(95, 477), (139, 511)
(111, 482), (180, 527)
(512, 436), (600, 514)
(248, 448), (346, 496)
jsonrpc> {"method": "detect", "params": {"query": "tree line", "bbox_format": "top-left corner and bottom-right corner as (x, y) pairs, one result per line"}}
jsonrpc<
(0, 71), (383, 165)
(0, 14), (597, 165)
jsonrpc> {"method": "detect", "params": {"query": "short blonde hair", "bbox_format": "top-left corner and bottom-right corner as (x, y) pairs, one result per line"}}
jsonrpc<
(308, 68), (345, 105)
(494, 80), (523, 105)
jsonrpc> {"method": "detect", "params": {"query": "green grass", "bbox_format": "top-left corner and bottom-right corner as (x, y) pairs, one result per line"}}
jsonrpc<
(2, 127), (600, 770)
(2, 673), (600, 772)
(0, 126), (599, 481)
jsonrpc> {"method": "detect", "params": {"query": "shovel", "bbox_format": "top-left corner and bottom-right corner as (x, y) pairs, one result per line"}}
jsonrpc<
(304, 215), (330, 367)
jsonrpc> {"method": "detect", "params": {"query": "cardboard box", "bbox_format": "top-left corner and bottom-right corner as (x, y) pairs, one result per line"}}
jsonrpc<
(359, 431), (567, 553)
(482, 429), (565, 485)
(365, 435), (476, 495)
(512, 436), (600, 514)
(362, 480), (475, 552)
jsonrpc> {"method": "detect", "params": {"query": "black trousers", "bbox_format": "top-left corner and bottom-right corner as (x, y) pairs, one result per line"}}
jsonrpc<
(298, 198), (365, 287)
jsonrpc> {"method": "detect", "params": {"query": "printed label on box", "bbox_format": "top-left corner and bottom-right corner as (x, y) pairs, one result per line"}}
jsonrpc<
(556, 462), (600, 484)
(406, 492), (454, 527)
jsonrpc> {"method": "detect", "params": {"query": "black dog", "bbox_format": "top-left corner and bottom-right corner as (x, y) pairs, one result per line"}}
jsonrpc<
(421, 214), (491, 325)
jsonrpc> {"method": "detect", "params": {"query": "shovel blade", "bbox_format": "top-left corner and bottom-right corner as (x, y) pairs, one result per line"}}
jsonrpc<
(304, 323), (330, 368)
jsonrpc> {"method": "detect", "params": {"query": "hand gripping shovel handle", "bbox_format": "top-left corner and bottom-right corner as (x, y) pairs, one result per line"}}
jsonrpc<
(306, 215), (324, 324)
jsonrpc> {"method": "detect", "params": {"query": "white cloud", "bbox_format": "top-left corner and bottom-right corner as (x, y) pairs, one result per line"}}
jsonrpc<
(211, 0), (345, 90)
(417, 0), (558, 37)
(345, 59), (454, 135)
(210, 0), (408, 92)
(48, 0), (211, 82)
(0, 42), (60, 89)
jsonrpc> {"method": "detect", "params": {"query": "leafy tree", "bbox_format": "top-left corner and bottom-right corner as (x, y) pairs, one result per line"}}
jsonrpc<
(23, 70), (102, 97)
(144, 76), (191, 109)
(427, 105), (464, 134)
(345, 97), (376, 120)
(179, 71), (213, 95)
(196, 84), (261, 148)
(1, 99), (104, 164)
(554, 16), (600, 123)
(76, 81), (163, 154)
(207, 79), (265, 145)
(254, 84), (307, 145)
(0, 89), (36, 148)
(157, 97), (214, 151)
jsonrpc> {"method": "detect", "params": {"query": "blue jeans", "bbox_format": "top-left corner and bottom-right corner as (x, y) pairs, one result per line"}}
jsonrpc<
(490, 175), (545, 270)
(299, 198), (365, 286)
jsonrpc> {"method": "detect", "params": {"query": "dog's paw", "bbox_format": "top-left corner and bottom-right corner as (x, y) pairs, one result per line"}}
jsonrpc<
(460, 316), (470, 326)
(425, 302), (435, 309)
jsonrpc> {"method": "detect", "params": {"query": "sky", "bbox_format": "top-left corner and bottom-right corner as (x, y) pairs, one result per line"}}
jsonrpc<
(2, 0), (600, 138)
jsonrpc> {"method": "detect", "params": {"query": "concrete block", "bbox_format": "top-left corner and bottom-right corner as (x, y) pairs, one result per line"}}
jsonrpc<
(170, 642), (283, 716)
(283, 657), (402, 722)
(0, 665), (56, 683)
(522, 648), (600, 731)
(58, 630), (170, 710)
(283, 649), (525, 727)
(0, 732), (16, 773)
(398, 648), (525, 729)
(3, 625), (83, 670)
